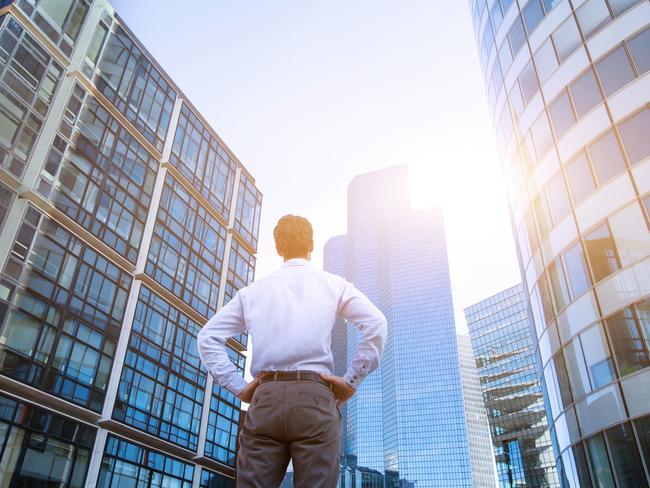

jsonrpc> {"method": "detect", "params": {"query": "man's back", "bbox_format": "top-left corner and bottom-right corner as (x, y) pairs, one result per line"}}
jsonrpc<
(241, 259), (347, 375)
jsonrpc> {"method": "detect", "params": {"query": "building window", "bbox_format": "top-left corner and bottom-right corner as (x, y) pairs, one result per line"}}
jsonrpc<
(234, 173), (262, 250)
(170, 103), (237, 219)
(535, 39), (560, 84)
(0, 394), (95, 487)
(15, 0), (90, 56)
(553, 351), (573, 408)
(635, 414), (650, 464)
(586, 433), (617, 487)
(508, 16), (526, 56)
(552, 16), (581, 62)
(609, 0), (644, 17)
(627, 27), (650, 76)
(576, 0), (611, 39)
(0, 16), (63, 178)
(205, 348), (244, 467)
(565, 150), (597, 205)
(97, 436), (194, 488)
(146, 174), (227, 318)
(519, 61), (539, 104)
(200, 468), (235, 488)
(608, 201), (650, 267)
(617, 108), (650, 166)
(40, 84), (159, 264)
(569, 68), (602, 119)
(549, 90), (576, 138)
(224, 239), (255, 348)
(523, 0), (545, 34)
(562, 241), (591, 298)
(113, 287), (206, 451)
(548, 259), (570, 312)
(595, 45), (636, 97)
(545, 171), (571, 224)
(0, 206), (128, 411)
(95, 26), (176, 152)
(581, 323), (616, 389)
(584, 222), (620, 282)
(605, 305), (650, 377)
(606, 422), (648, 487)
(587, 129), (627, 185)
(0, 182), (14, 234)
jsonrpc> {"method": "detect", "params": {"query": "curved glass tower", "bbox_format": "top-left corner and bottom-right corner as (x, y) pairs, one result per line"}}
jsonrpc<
(469, 0), (650, 486)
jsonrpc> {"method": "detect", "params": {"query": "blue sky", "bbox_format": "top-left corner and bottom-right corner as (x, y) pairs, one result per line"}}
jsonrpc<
(112, 0), (521, 331)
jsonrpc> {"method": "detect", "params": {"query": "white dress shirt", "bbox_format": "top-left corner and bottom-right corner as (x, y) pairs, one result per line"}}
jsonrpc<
(197, 258), (387, 396)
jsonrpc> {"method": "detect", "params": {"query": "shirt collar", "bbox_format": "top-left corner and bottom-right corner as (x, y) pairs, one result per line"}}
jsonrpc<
(282, 258), (312, 268)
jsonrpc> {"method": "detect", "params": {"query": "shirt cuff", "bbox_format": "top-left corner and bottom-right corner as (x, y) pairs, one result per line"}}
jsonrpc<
(343, 371), (362, 390)
(221, 375), (248, 397)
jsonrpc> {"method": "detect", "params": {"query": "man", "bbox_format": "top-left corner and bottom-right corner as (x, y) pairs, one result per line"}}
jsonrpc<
(197, 214), (387, 488)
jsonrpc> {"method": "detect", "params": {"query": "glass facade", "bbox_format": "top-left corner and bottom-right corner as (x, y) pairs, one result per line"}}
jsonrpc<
(457, 334), (499, 487)
(325, 166), (483, 486)
(0, 1), (262, 486)
(465, 284), (559, 487)
(469, 0), (650, 485)
(0, 393), (95, 487)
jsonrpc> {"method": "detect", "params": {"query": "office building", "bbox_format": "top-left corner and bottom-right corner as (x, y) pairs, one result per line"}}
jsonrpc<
(0, 1), (262, 486)
(325, 165), (475, 486)
(457, 334), (499, 488)
(469, 0), (650, 485)
(465, 284), (559, 487)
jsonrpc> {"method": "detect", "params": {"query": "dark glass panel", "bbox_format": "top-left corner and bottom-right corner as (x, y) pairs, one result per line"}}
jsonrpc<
(606, 422), (648, 488)
(113, 286), (206, 451)
(169, 103), (237, 219)
(95, 26), (176, 152)
(584, 222), (620, 282)
(586, 433), (616, 487)
(605, 307), (650, 376)
(0, 207), (127, 411)
(97, 436), (194, 488)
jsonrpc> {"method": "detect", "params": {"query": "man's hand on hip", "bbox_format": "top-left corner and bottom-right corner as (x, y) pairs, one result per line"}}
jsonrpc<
(237, 377), (261, 404)
(319, 373), (356, 408)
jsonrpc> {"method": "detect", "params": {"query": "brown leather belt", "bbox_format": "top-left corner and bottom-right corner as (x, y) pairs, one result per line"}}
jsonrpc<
(257, 370), (332, 389)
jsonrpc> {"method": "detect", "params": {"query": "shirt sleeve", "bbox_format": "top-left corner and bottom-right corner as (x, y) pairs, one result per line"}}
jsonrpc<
(197, 292), (248, 396)
(337, 279), (388, 389)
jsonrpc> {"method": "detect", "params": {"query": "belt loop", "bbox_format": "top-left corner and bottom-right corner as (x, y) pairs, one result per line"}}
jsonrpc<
(273, 371), (278, 381)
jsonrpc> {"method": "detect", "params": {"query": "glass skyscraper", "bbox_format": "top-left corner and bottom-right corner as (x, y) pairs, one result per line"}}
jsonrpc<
(457, 334), (500, 487)
(0, 1), (262, 486)
(325, 165), (481, 487)
(469, 0), (650, 485)
(465, 284), (559, 487)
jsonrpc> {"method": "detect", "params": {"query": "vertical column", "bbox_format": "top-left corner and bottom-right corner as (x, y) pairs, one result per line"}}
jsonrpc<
(135, 96), (184, 274)
(195, 166), (244, 467)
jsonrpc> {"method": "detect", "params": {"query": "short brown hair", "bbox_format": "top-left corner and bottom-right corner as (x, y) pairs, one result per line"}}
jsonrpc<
(274, 215), (313, 258)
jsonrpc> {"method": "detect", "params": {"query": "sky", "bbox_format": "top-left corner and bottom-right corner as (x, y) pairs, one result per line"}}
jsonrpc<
(112, 0), (521, 333)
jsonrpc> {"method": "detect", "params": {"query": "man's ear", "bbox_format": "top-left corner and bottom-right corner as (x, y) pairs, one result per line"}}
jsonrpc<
(308, 240), (314, 253)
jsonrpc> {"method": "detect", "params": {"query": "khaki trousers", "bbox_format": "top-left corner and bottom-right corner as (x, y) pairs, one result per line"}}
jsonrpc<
(236, 379), (342, 488)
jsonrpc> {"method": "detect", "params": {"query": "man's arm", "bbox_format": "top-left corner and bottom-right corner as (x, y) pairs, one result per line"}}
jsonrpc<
(337, 279), (388, 389)
(197, 292), (249, 396)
